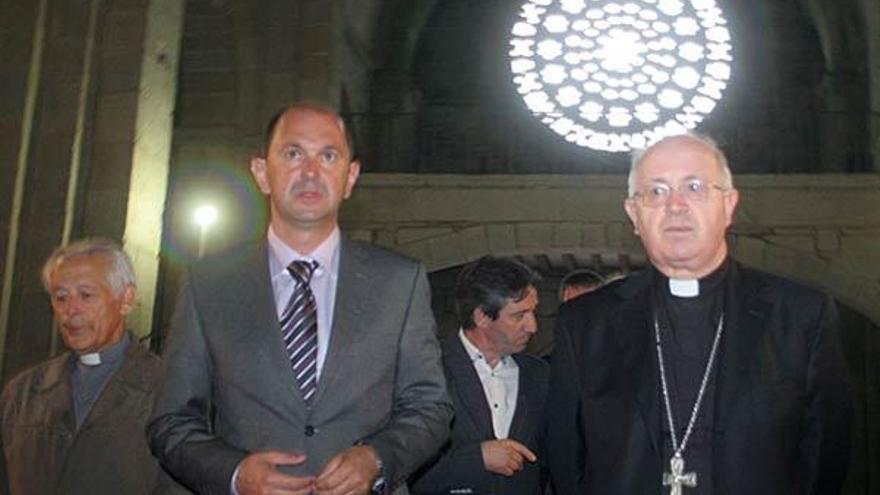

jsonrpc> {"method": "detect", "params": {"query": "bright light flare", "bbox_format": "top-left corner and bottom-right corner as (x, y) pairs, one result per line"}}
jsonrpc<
(509, 0), (733, 152)
(193, 205), (218, 228)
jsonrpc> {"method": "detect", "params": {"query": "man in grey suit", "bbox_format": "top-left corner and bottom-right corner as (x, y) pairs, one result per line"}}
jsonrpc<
(148, 103), (452, 495)
(411, 256), (549, 495)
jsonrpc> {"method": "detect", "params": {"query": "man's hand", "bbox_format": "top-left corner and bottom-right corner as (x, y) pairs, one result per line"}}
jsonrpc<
(315, 445), (381, 495)
(481, 439), (537, 477)
(235, 450), (315, 495)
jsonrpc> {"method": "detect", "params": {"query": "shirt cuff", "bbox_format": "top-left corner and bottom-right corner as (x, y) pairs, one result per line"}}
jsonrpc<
(230, 463), (242, 495)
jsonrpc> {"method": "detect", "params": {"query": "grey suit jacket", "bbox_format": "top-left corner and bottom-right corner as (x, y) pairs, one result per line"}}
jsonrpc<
(148, 238), (452, 495)
(411, 335), (549, 495)
(0, 339), (184, 495)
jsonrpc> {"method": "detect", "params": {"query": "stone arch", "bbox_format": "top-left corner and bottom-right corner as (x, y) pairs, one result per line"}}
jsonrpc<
(403, 222), (645, 273)
(342, 173), (880, 327)
(405, 227), (879, 364)
(730, 233), (879, 325)
(399, 224), (878, 326)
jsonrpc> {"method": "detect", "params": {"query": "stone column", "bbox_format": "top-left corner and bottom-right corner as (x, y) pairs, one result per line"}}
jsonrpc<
(802, 0), (872, 172)
(302, 0), (342, 104)
(229, 0), (342, 145)
(0, 0), (51, 381)
(0, 0), (184, 381)
(118, 0), (186, 344)
(858, 0), (880, 171)
(349, 0), (438, 171)
(819, 70), (869, 172)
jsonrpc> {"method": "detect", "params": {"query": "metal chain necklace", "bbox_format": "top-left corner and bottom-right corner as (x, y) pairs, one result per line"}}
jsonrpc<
(654, 313), (725, 495)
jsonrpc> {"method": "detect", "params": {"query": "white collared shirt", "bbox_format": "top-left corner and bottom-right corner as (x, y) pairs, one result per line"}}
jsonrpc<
(267, 226), (340, 380)
(459, 329), (519, 439)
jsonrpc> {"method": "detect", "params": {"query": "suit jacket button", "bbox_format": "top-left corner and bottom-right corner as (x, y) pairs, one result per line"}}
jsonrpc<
(304, 425), (315, 436)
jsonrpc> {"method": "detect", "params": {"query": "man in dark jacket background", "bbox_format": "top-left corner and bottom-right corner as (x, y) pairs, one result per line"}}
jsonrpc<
(412, 256), (549, 495)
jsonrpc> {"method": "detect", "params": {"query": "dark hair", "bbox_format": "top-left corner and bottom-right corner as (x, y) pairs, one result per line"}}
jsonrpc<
(262, 102), (357, 160)
(455, 256), (541, 330)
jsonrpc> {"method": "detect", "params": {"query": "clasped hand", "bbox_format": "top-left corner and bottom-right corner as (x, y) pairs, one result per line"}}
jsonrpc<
(235, 445), (380, 495)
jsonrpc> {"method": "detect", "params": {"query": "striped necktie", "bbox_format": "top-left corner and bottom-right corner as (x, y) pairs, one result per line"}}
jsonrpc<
(280, 260), (319, 403)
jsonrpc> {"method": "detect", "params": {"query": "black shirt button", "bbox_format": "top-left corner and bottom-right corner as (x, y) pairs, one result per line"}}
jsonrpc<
(304, 425), (315, 436)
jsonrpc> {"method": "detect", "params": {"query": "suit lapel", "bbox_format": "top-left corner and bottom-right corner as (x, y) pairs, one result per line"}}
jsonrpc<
(714, 261), (769, 433)
(312, 237), (368, 405)
(447, 337), (495, 438)
(613, 271), (663, 466)
(226, 243), (307, 408)
(508, 354), (533, 441)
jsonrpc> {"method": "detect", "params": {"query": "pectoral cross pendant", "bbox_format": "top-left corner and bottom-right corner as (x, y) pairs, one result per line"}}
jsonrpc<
(662, 454), (697, 495)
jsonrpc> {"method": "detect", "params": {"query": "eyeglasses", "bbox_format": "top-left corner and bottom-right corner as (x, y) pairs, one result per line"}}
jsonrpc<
(630, 179), (728, 207)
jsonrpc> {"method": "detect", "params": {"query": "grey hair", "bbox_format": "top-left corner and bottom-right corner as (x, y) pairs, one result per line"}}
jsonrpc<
(627, 132), (734, 197)
(42, 238), (137, 295)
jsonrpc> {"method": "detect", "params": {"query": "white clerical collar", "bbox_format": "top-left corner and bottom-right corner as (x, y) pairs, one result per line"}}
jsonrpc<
(78, 353), (101, 366)
(669, 278), (700, 298)
(76, 333), (131, 367)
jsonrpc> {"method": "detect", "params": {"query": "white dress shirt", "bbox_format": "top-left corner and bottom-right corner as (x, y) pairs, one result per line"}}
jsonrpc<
(459, 329), (519, 439)
(267, 225), (341, 380)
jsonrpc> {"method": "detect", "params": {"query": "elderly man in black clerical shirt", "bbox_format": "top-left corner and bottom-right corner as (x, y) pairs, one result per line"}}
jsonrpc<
(0, 238), (185, 495)
(546, 133), (853, 495)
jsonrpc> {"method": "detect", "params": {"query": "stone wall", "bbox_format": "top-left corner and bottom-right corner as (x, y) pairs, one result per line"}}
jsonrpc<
(341, 173), (880, 325)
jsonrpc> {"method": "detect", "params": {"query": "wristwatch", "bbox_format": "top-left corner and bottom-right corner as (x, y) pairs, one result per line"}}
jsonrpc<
(355, 441), (386, 494)
(371, 476), (386, 494)
(371, 452), (386, 494)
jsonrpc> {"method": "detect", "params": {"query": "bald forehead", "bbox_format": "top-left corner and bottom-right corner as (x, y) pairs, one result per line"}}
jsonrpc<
(643, 135), (716, 161)
(269, 107), (351, 155)
(275, 107), (346, 135)
(638, 135), (723, 178)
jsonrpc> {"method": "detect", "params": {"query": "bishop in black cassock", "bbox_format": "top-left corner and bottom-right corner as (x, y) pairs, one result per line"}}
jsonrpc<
(546, 134), (852, 495)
